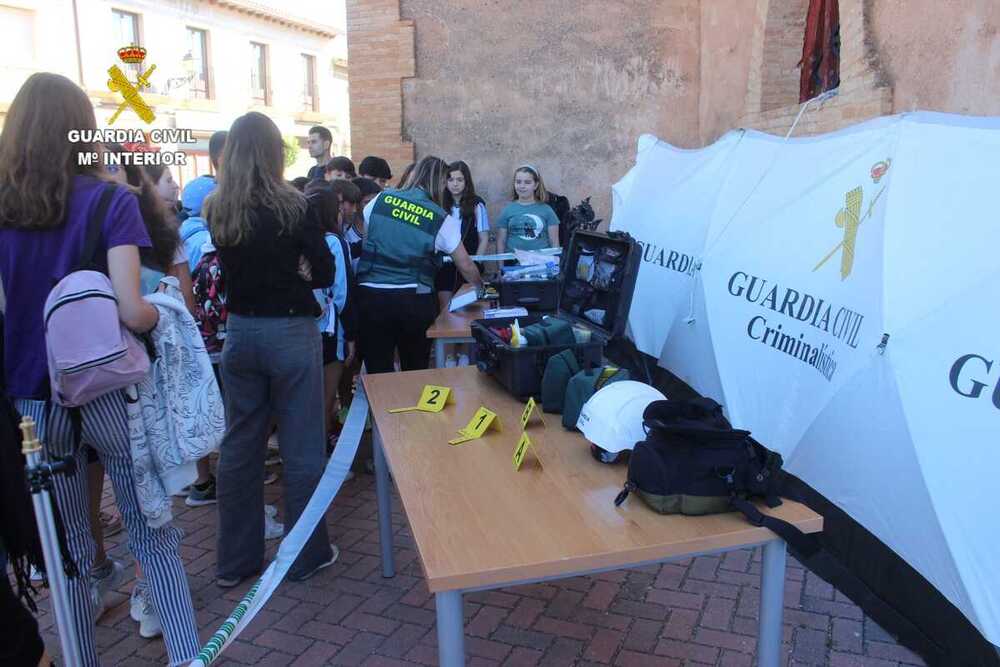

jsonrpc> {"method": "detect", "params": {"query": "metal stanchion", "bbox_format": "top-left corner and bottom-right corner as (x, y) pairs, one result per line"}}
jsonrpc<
(19, 416), (82, 667)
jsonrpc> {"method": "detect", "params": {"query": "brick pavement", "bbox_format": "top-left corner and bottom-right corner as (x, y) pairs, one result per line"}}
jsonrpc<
(31, 467), (928, 667)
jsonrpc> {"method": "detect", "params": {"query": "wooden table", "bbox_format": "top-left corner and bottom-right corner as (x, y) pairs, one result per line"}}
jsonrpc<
(426, 286), (487, 368)
(358, 367), (822, 667)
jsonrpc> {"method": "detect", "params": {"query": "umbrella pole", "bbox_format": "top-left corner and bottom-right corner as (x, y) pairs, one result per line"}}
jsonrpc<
(20, 417), (83, 667)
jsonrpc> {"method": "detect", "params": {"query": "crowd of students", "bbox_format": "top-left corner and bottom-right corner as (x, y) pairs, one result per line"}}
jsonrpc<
(0, 71), (568, 666)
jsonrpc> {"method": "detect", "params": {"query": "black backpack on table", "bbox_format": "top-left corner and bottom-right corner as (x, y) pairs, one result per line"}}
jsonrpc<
(614, 397), (815, 552)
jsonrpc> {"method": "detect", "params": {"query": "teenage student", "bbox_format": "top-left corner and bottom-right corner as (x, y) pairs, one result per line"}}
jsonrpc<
(357, 156), (482, 374)
(0, 72), (200, 667)
(344, 178), (375, 268)
(304, 181), (357, 451)
(437, 160), (490, 305)
(358, 155), (392, 188)
(178, 129), (227, 269)
(209, 112), (337, 587)
(102, 147), (199, 638)
(495, 164), (560, 254)
(436, 161), (490, 366)
(324, 156), (356, 181)
(142, 164), (181, 216)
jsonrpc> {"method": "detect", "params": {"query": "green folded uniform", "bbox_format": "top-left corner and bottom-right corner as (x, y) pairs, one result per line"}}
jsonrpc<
(520, 317), (576, 348)
(562, 366), (630, 430)
(541, 349), (581, 413)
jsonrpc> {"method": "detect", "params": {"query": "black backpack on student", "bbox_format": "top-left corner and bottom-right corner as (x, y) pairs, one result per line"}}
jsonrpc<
(613, 398), (816, 553)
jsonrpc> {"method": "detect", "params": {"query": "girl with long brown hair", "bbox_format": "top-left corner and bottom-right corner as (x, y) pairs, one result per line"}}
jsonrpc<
(0, 72), (200, 666)
(436, 160), (491, 365)
(102, 145), (195, 309)
(209, 112), (338, 586)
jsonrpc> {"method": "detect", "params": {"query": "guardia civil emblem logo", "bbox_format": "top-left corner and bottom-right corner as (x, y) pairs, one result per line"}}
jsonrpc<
(107, 45), (157, 124)
(813, 159), (891, 280)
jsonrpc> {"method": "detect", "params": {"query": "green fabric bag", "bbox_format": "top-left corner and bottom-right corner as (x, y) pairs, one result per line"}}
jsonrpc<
(562, 366), (630, 430)
(541, 349), (581, 414)
(521, 323), (548, 347)
(520, 317), (575, 348)
(537, 317), (576, 347)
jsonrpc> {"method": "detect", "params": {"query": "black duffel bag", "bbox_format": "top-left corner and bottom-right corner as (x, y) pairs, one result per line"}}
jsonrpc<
(614, 397), (816, 551)
(614, 397), (782, 514)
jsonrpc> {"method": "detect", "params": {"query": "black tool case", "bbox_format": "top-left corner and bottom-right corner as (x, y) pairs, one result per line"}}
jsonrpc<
(472, 230), (641, 398)
(498, 278), (559, 311)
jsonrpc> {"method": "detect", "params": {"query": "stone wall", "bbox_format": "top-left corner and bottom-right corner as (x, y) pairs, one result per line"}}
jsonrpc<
(871, 0), (1000, 116)
(349, 0), (702, 221)
(346, 0), (1000, 222)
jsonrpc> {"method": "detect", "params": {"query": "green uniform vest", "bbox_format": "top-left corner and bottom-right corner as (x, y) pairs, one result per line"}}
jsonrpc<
(356, 188), (446, 291)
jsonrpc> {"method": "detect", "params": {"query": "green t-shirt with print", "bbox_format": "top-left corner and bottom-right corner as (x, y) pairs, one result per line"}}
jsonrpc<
(496, 202), (560, 252)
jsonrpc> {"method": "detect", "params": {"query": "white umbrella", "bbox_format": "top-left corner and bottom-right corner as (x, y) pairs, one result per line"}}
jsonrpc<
(610, 131), (744, 357)
(656, 112), (1000, 644)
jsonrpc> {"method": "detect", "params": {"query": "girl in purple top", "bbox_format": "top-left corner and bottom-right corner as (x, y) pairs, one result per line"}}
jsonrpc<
(0, 73), (200, 666)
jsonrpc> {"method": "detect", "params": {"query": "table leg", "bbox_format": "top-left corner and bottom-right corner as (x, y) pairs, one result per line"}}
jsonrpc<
(436, 590), (465, 667)
(372, 424), (395, 578)
(758, 539), (787, 667)
(435, 339), (446, 369)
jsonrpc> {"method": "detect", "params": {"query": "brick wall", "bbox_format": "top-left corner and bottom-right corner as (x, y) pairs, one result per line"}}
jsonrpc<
(345, 0), (415, 179)
(741, 0), (892, 137)
(346, 0), (902, 201)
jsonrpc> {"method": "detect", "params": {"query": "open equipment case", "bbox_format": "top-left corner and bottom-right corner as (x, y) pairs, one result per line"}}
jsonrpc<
(472, 230), (641, 398)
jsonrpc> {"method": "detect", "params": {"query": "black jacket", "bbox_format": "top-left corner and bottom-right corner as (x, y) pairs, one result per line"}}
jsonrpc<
(218, 201), (334, 317)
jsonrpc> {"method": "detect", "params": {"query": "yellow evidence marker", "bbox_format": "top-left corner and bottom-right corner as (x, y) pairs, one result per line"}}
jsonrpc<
(389, 385), (454, 414)
(520, 396), (545, 429)
(512, 431), (542, 471)
(448, 407), (502, 445)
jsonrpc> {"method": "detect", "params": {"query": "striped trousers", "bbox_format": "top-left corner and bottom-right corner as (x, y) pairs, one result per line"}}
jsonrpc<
(16, 391), (200, 667)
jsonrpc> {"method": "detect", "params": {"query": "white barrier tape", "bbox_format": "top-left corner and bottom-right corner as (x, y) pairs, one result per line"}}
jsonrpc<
(190, 387), (370, 667)
(442, 248), (562, 263)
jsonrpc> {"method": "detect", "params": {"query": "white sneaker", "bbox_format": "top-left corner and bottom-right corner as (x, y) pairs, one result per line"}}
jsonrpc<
(129, 581), (145, 621)
(267, 432), (279, 450)
(90, 558), (125, 621)
(264, 511), (284, 541)
(130, 582), (162, 638)
(457, 353), (470, 367)
(444, 355), (457, 368)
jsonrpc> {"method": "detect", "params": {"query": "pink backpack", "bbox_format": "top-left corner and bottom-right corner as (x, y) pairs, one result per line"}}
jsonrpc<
(43, 183), (150, 407)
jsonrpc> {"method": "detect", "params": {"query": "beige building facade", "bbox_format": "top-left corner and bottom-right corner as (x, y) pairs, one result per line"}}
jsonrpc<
(0, 0), (350, 186)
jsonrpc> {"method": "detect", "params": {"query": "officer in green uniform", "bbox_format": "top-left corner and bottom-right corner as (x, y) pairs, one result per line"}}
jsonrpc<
(357, 155), (482, 373)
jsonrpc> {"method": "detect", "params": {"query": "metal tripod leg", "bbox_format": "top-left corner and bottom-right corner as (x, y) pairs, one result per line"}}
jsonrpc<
(20, 416), (82, 666)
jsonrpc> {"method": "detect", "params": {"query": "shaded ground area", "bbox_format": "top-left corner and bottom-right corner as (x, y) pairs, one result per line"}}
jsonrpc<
(30, 467), (927, 666)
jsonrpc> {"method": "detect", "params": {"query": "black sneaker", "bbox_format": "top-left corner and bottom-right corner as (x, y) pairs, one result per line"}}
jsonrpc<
(185, 477), (217, 507)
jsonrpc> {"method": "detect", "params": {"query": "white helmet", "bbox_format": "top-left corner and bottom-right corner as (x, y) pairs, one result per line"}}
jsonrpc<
(577, 381), (667, 460)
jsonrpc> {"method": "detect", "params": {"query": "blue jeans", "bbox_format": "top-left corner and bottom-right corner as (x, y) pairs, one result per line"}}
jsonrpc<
(216, 315), (332, 580)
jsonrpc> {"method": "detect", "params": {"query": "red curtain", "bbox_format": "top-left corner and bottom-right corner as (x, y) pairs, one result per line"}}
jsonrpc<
(799, 0), (841, 102)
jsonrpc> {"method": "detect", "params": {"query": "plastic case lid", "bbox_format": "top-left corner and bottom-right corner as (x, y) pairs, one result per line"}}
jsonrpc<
(556, 230), (639, 339)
